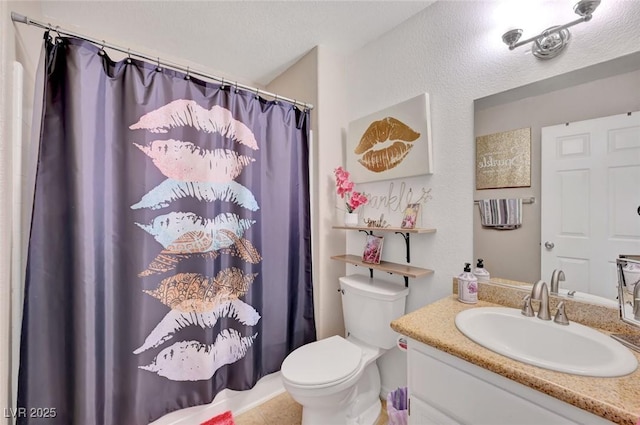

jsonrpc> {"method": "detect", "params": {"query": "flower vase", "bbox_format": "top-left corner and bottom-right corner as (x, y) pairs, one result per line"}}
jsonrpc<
(344, 212), (359, 227)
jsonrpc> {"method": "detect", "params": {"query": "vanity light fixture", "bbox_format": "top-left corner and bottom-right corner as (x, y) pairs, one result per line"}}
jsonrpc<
(501, 0), (601, 59)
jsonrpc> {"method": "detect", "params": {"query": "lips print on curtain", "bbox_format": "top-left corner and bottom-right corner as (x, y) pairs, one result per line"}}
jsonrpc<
(18, 36), (315, 425)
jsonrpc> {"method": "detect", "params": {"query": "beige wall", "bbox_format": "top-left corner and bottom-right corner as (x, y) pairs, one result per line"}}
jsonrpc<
(474, 67), (640, 284)
(314, 46), (349, 338)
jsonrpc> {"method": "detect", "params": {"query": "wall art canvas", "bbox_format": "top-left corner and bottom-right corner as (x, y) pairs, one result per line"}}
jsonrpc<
(476, 127), (531, 189)
(347, 93), (433, 183)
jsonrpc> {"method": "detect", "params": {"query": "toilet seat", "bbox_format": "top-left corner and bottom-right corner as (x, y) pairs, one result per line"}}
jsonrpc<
(282, 335), (362, 389)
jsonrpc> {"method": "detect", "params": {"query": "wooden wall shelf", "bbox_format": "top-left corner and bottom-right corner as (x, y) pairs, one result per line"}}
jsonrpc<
(332, 225), (436, 234)
(330, 254), (434, 279)
(332, 225), (436, 287)
(333, 225), (436, 264)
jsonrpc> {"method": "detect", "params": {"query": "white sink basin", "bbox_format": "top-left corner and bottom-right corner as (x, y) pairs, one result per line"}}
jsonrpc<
(455, 307), (638, 377)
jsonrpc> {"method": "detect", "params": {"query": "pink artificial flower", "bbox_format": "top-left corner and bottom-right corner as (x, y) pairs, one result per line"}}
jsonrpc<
(348, 191), (368, 211)
(337, 180), (354, 198)
(334, 166), (350, 182)
(334, 166), (369, 213)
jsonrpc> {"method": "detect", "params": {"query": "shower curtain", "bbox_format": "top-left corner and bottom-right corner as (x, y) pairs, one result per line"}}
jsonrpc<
(17, 36), (315, 425)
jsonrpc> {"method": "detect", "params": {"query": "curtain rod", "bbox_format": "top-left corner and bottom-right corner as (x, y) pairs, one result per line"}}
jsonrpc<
(10, 11), (314, 110)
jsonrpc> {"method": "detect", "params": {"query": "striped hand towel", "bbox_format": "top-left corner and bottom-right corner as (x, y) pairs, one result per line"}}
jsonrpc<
(478, 198), (522, 230)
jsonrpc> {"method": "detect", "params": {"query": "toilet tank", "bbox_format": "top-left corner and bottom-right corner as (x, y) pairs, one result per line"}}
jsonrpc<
(339, 274), (409, 349)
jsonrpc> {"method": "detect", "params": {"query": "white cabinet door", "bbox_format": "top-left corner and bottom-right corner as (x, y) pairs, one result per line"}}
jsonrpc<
(407, 339), (613, 425)
(409, 396), (458, 425)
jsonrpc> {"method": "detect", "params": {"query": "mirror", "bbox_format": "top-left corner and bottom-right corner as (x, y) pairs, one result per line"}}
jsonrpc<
(613, 255), (640, 352)
(473, 52), (640, 303)
(616, 256), (640, 327)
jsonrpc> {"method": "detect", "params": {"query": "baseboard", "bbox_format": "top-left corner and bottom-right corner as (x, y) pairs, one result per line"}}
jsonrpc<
(151, 372), (284, 425)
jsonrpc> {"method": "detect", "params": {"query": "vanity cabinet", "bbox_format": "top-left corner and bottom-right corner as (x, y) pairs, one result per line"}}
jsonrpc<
(331, 226), (435, 286)
(407, 338), (613, 425)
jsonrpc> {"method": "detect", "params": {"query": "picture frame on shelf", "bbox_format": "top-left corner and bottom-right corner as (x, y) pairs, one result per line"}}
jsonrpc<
(362, 235), (384, 264)
(401, 203), (420, 229)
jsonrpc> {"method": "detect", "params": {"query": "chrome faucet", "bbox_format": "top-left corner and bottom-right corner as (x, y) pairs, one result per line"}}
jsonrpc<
(550, 269), (565, 295)
(553, 301), (570, 325)
(530, 280), (551, 320)
(521, 294), (534, 317)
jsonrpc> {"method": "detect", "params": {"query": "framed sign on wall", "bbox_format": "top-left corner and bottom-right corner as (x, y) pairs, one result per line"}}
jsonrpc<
(476, 127), (531, 190)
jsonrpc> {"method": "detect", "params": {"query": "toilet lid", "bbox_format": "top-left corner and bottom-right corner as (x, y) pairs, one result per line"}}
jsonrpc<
(282, 335), (362, 387)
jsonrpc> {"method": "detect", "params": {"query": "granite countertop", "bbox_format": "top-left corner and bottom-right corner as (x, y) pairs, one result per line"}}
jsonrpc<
(391, 295), (640, 425)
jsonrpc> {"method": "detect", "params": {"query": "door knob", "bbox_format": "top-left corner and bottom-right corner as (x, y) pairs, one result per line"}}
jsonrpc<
(544, 241), (555, 249)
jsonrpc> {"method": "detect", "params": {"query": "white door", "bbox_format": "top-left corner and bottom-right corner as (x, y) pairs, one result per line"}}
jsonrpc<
(541, 111), (640, 300)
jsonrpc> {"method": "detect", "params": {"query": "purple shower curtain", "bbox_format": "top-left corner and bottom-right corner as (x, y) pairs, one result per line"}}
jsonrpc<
(17, 35), (315, 424)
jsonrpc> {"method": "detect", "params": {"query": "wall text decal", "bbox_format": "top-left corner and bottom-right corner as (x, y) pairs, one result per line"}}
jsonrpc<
(364, 181), (432, 213)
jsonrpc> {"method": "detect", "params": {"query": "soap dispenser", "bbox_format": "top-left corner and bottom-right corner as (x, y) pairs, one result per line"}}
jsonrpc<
(473, 258), (490, 283)
(458, 263), (478, 304)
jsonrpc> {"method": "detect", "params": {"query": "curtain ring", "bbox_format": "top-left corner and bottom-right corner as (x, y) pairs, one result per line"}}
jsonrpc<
(184, 66), (191, 80)
(125, 48), (132, 64)
(43, 23), (52, 42)
(254, 88), (260, 100)
(156, 57), (162, 72)
(98, 40), (106, 56)
(234, 81), (239, 93)
(44, 23), (53, 43)
(220, 77), (225, 90)
(55, 27), (64, 45)
(292, 99), (298, 109)
(274, 94), (279, 105)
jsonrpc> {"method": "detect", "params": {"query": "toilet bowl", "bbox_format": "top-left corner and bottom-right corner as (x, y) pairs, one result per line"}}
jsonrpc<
(281, 275), (409, 425)
(282, 335), (383, 425)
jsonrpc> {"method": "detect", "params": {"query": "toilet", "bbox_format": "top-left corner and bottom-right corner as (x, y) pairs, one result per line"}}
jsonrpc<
(281, 274), (409, 425)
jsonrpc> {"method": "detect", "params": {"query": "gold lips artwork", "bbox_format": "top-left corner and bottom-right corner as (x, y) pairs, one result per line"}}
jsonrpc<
(355, 117), (420, 173)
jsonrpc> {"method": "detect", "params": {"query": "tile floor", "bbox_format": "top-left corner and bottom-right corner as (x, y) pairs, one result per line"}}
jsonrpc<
(234, 391), (389, 425)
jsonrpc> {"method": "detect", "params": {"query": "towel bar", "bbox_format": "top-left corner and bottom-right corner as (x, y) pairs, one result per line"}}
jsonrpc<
(474, 196), (535, 205)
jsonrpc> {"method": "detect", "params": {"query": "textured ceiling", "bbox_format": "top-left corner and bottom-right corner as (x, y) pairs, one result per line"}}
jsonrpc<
(39, 1), (436, 86)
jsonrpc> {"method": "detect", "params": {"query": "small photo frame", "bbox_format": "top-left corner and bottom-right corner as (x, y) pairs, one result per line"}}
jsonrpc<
(362, 235), (384, 264)
(401, 203), (420, 229)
